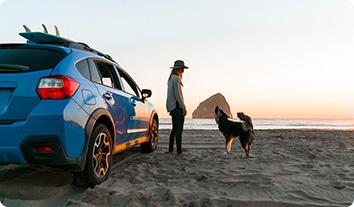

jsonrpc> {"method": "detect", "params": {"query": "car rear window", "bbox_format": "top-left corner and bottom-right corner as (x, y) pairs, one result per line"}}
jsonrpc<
(0, 48), (67, 72)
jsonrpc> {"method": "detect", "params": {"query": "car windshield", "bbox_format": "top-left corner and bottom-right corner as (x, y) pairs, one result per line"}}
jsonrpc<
(0, 47), (67, 72)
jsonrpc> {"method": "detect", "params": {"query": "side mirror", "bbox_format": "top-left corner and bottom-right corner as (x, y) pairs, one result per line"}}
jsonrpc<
(141, 89), (152, 99)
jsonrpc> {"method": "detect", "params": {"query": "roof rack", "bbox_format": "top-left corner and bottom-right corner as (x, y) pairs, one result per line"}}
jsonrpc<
(20, 25), (116, 63)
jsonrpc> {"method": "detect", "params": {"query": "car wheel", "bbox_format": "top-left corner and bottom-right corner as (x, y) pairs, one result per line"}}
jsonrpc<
(73, 123), (112, 188)
(141, 118), (158, 153)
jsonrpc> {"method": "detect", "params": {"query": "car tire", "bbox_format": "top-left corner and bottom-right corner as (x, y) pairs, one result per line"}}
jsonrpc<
(73, 123), (113, 188)
(141, 118), (158, 153)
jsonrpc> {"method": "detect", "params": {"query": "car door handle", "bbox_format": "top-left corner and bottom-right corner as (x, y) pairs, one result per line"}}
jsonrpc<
(103, 92), (112, 100)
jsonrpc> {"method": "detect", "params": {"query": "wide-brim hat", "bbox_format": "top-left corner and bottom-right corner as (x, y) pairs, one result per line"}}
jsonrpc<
(170, 60), (189, 69)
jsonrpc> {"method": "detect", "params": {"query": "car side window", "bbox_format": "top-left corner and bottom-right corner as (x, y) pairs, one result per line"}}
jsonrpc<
(118, 69), (140, 98)
(94, 60), (122, 90)
(76, 59), (91, 80)
(88, 59), (102, 84)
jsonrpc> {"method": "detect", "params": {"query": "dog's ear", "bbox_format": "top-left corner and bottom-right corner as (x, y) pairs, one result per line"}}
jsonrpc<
(237, 112), (245, 120)
(243, 114), (252, 123)
(238, 112), (252, 124)
(215, 106), (219, 113)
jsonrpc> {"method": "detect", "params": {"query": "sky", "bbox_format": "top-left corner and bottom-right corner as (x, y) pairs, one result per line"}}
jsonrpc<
(1, 0), (354, 119)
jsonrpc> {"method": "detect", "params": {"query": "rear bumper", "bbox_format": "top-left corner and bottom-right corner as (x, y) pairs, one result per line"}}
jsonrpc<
(0, 99), (89, 170)
(19, 135), (83, 171)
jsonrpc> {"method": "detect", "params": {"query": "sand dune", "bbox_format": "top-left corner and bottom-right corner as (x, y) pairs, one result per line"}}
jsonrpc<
(0, 129), (353, 207)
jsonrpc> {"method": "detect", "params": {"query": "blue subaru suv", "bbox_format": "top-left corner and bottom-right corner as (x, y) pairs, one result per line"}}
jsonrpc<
(0, 28), (159, 187)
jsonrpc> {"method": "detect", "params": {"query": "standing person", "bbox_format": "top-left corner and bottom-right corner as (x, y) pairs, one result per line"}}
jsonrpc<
(166, 60), (188, 154)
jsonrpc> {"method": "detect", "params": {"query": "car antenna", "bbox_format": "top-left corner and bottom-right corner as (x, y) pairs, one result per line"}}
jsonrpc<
(42, 24), (48, 34)
(23, 25), (31, 32)
(54, 25), (60, 36)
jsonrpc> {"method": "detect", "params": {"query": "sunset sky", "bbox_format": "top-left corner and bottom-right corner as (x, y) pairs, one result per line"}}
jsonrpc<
(1, 0), (354, 119)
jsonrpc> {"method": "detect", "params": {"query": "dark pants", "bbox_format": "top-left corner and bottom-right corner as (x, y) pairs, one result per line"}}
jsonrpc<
(169, 106), (185, 154)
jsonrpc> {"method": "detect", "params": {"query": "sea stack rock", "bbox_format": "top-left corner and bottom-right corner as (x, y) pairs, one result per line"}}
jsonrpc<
(192, 93), (232, 119)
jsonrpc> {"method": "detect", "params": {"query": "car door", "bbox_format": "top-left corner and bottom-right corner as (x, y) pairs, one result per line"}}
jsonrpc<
(117, 67), (150, 141)
(88, 59), (134, 145)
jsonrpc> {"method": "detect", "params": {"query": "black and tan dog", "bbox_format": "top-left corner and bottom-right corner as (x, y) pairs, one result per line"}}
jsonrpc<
(214, 106), (256, 157)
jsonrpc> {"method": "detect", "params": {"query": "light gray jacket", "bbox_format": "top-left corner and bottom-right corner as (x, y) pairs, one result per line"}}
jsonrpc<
(166, 74), (186, 113)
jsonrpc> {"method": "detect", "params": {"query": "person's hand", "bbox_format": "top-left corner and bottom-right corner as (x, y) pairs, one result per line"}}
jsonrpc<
(183, 110), (187, 117)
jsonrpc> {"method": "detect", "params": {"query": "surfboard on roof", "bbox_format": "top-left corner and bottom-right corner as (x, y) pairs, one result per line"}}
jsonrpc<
(20, 24), (74, 44)
(19, 24), (116, 63)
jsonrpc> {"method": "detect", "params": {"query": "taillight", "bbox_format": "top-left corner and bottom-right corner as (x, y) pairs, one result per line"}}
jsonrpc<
(37, 75), (80, 99)
(33, 146), (53, 153)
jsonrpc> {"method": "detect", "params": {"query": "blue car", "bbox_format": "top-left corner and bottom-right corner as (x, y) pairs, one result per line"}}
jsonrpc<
(0, 29), (159, 187)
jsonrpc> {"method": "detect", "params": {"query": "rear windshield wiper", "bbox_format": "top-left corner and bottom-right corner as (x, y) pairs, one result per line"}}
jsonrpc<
(0, 64), (30, 72)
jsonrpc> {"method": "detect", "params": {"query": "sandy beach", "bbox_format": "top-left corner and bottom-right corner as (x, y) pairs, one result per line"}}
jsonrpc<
(0, 129), (353, 207)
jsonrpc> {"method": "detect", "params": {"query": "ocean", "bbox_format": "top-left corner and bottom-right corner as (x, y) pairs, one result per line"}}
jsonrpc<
(159, 118), (354, 130)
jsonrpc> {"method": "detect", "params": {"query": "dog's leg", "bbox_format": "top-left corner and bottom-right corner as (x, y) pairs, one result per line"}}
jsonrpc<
(241, 144), (248, 158)
(243, 145), (255, 158)
(246, 145), (250, 157)
(247, 145), (255, 158)
(227, 138), (234, 154)
(224, 138), (230, 154)
(224, 138), (233, 154)
(226, 139), (231, 154)
(247, 134), (256, 158)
